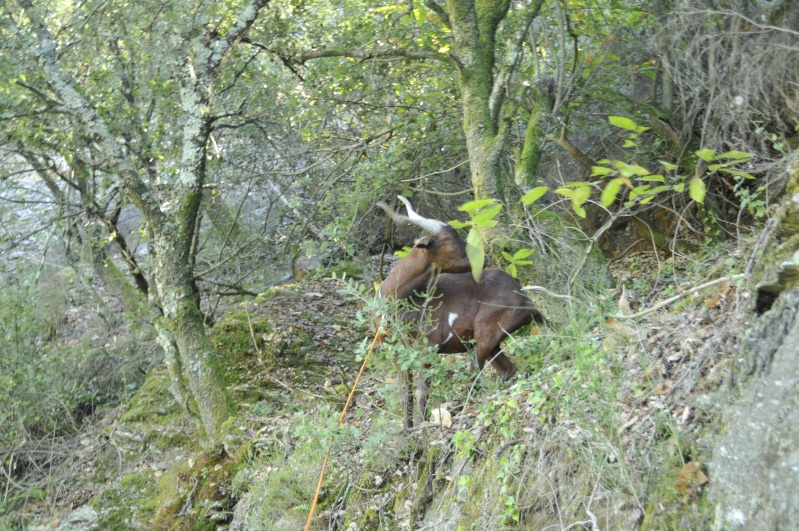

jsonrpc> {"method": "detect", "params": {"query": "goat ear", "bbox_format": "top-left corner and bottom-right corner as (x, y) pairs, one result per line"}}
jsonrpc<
(413, 235), (434, 249)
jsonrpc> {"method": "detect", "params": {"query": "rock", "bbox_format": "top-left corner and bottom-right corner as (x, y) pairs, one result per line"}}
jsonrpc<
(56, 505), (98, 530)
(229, 492), (253, 531)
(709, 288), (799, 529)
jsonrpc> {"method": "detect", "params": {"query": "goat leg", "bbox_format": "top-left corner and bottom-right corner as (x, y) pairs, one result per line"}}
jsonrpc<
(477, 345), (517, 382)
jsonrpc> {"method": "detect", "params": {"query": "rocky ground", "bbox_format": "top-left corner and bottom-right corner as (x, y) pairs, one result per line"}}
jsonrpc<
(6, 239), (760, 530)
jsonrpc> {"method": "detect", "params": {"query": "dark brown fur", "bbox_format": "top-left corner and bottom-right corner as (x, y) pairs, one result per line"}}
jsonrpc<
(377, 198), (545, 429)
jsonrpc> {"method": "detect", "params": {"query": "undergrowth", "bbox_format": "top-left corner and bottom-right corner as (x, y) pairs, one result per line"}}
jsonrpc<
(0, 268), (150, 523)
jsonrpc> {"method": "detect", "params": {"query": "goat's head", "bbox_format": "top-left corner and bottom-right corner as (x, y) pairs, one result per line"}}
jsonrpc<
(377, 195), (471, 274)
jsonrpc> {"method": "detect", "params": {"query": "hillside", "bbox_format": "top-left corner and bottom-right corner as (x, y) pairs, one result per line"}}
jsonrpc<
(6, 226), (786, 530)
(2, 1), (798, 529)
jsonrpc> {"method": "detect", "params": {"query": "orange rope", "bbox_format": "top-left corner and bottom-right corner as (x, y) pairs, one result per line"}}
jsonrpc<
(305, 329), (382, 531)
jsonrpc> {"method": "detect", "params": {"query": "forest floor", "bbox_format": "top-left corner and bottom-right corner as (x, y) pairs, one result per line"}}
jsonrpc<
(8, 239), (750, 530)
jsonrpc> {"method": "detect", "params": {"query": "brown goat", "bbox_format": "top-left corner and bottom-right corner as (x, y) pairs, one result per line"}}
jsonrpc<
(376, 196), (545, 429)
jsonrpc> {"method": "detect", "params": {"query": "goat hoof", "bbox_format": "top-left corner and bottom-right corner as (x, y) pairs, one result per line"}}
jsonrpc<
(502, 366), (517, 382)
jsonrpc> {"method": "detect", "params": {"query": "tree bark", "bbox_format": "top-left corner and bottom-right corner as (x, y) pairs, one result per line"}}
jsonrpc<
(441, 0), (546, 203)
(446, 0), (510, 201)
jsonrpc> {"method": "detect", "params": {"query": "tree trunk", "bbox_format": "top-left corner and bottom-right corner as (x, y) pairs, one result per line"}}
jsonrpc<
(447, 0), (511, 202)
(152, 239), (233, 440)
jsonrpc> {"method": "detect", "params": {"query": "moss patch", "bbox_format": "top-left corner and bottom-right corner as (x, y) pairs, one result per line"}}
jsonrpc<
(209, 297), (315, 371)
(119, 366), (181, 424)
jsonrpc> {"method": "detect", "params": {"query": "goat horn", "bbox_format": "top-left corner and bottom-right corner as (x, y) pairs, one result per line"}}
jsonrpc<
(376, 195), (447, 234)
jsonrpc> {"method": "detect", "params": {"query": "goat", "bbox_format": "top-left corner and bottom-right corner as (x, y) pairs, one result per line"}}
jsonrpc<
(376, 196), (546, 429)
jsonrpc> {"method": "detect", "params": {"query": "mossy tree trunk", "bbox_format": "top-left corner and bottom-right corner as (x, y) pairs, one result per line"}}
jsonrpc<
(446, 0), (510, 201)
(293, 1), (546, 207)
(443, 0), (546, 204)
(14, 0), (270, 441)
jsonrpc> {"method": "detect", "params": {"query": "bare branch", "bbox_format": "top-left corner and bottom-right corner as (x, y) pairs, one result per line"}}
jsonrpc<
(546, 128), (595, 173)
(489, 0), (545, 124)
(293, 47), (448, 64)
(682, 8), (799, 38)
(611, 274), (747, 320)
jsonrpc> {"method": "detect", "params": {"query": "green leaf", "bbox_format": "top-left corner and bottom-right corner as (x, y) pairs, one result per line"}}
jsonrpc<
(466, 228), (484, 282)
(554, 187), (575, 199)
(717, 150), (752, 161)
(394, 246), (412, 258)
(643, 185), (670, 195)
(557, 185), (590, 214)
(513, 248), (535, 260)
(689, 177), (706, 203)
(590, 166), (613, 177)
(448, 219), (471, 229)
(613, 161), (651, 176)
(609, 116), (639, 131)
(459, 199), (496, 213)
(601, 178), (623, 207)
(521, 186), (548, 205)
(471, 203), (502, 227)
(659, 160), (679, 171)
(623, 139), (637, 148)
(673, 183), (685, 192)
(719, 168), (756, 179)
(695, 148), (716, 162)
(573, 184), (591, 204)
(638, 175), (665, 182)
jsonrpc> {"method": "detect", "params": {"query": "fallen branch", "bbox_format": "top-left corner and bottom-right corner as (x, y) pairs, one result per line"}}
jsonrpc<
(177, 477), (199, 517)
(522, 285), (581, 303)
(611, 274), (747, 320)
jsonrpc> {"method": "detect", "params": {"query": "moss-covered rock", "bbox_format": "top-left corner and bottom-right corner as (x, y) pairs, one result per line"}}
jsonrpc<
(119, 366), (182, 424)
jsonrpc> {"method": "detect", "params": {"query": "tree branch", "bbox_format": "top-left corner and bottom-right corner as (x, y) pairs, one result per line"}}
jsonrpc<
(610, 274), (747, 320)
(489, 0), (545, 124)
(293, 47), (448, 64)
(15, 0), (159, 221)
(241, 38), (305, 80)
(15, 79), (63, 106)
(546, 128), (595, 172)
(207, 0), (271, 73)
(424, 0), (450, 29)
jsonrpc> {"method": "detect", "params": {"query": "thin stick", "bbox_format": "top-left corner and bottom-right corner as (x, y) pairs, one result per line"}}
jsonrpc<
(305, 330), (382, 531)
(522, 285), (581, 303)
(610, 274), (746, 320)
